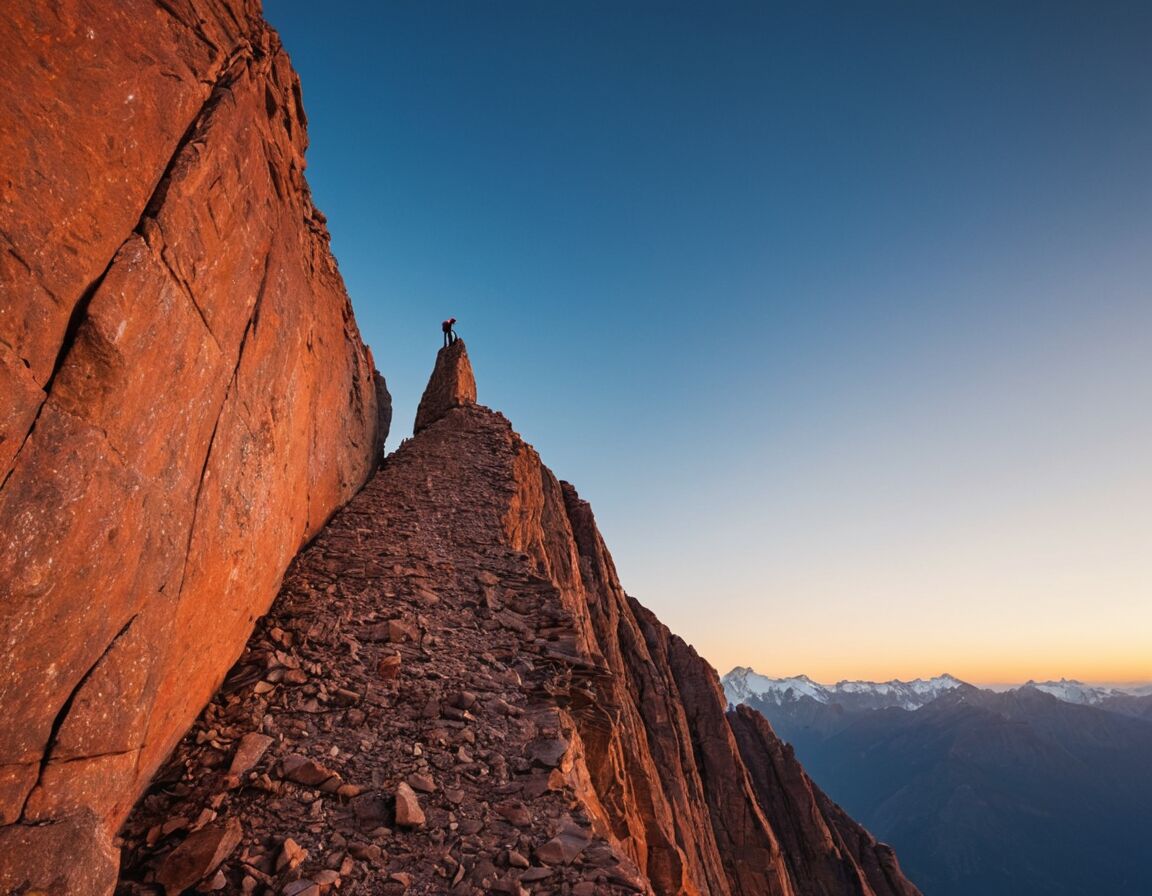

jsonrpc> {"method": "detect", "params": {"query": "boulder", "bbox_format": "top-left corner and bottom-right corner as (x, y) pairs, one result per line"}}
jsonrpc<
(155, 818), (243, 896)
(393, 782), (426, 828)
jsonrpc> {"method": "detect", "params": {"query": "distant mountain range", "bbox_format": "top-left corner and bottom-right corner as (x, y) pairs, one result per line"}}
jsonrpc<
(724, 667), (1152, 710)
(722, 668), (1152, 896)
(724, 667), (966, 711)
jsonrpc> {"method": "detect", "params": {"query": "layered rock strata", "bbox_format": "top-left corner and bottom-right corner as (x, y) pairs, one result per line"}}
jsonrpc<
(115, 345), (919, 896)
(0, 1), (382, 889)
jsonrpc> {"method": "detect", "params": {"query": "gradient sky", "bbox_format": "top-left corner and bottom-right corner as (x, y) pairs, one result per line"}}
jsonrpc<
(265, 1), (1152, 686)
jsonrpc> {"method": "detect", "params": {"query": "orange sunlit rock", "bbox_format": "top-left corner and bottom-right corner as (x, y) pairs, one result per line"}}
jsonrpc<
(0, 0), (384, 888)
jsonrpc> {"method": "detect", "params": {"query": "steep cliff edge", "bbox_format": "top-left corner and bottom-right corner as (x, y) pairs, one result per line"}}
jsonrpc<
(0, 1), (382, 889)
(113, 344), (919, 896)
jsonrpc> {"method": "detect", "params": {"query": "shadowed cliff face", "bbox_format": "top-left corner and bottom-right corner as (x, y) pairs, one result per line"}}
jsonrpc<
(0, 1), (382, 890)
(115, 344), (920, 896)
(727, 706), (922, 896)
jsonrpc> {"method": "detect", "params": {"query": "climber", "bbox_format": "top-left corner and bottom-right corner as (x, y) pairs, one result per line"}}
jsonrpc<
(442, 317), (458, 347)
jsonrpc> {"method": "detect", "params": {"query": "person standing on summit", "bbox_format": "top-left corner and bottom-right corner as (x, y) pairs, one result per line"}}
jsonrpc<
(442, 317), (458, 347)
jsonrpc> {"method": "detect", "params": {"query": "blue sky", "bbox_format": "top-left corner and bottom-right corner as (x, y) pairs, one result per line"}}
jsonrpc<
(266, 1), (1152, 683)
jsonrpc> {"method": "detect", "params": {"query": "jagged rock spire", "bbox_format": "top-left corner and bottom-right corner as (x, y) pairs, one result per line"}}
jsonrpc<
(414, 339), (477, 433)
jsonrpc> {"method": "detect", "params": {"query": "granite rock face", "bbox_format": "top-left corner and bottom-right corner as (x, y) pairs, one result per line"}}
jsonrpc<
(0, 0), (381, 888)
(115, 345), (919, 896)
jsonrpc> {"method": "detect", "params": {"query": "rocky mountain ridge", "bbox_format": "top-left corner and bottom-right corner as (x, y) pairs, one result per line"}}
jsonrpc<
(112, 343), (922, 896)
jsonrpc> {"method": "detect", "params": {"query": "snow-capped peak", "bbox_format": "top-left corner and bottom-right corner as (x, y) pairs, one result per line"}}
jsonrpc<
(722, 668), (967, 712)
(723, 668), (829, 705)
(1021, 678), (1131, 705)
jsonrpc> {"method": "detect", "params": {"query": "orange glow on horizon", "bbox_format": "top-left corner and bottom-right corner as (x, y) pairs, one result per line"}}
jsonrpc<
(697, 620), (1152, 689)
(718, 654), (1152, 687)
(684, 580), (1152, 693)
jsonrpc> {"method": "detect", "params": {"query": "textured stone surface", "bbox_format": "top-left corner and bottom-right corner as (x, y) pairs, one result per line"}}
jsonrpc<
(0, 810), (119, 896)
(0, 0), (380, 887)
(116, 348), (919, 896)
(0, 0), (225, 459)
(413, 339), (477, 433)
